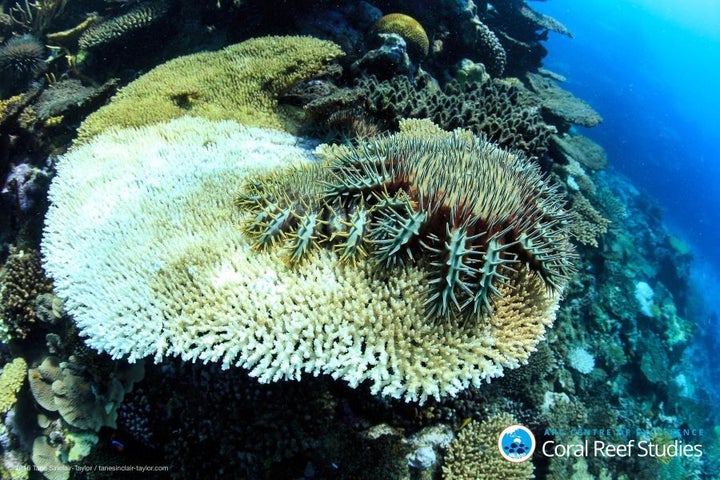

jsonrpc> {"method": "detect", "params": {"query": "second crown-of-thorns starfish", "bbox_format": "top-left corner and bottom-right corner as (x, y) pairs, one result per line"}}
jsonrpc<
(236, 128), (577, 324)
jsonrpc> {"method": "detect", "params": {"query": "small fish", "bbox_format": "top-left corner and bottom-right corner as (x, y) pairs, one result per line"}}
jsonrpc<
(110, 434), (126, 452)
(458, 417), (472, 430)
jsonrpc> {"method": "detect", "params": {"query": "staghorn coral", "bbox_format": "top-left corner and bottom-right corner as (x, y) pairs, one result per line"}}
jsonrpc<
(354, 74), (555, 158)
(43, 117), (565, 403)
(0, 248), (53, 341)
(0, 357), (27, 415)
(442, 413), (534, 479)
(374, 13), (429, 58)
(8, 0), (66, 35)
(76, 35), (344, 142)
(78, 0), (171, 51)
(237, 120), (575, 322)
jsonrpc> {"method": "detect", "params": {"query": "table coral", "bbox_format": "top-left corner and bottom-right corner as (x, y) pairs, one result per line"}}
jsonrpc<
(43, 116), (568, 403)
(75, 35), (344, 142)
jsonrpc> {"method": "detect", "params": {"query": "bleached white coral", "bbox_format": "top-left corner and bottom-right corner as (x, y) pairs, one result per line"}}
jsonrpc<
(568, 346), (595, 374)
(634, 281), (655, 317)
(42, 117), (559, 403)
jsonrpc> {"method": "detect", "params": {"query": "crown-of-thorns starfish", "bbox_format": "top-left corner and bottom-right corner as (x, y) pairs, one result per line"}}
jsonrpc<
(236, 131), (576, 323)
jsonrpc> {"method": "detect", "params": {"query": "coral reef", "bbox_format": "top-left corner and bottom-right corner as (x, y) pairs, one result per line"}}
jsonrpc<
(31, 435), (69, 480)
(75, 35), (344, 141)
(0, 1), (710, 478)
(42, 117), (565, 403)
(0, 248), (53, 341)
(28, 355), (144, 431)
(351, 73), (556, 158)
(77, 0), (172, 51)
(567, 346), (595, 374)
(374, 13), (429, 58)
(32, 78), (120, 123)
(526, 72), (603, 129)
(469, 16), (506, 77)
(0, 358), (27, 415)
(1, 163), (50, 217)
(569, 192), (611, 247)
(352, 33), (414, 79)
(442, 413), (534, 479)
(551, 132), (608, 170)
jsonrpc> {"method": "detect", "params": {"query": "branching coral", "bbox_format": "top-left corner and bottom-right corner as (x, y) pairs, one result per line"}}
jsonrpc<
(9, 0), (67, 35)
(0, 357), (27, 415)
(353, 74), (555, 158)
(569, 193), (611, 248)
(0, 248), (53, 340)
(76, 35), (344, 142)
(43, 117), (568, 403)
(442, 413), (534, 479)
(78, 0), (171, 51)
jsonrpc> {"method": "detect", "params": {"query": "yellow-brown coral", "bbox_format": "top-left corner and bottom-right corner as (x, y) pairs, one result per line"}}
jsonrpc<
(375, 13), (429, 58)
(0, 248), (53, 341)
(442, 413), (534, 479)
(0, 358), (28, 415)
(569, 192), (611, 247)
(75, 35), (344, 142)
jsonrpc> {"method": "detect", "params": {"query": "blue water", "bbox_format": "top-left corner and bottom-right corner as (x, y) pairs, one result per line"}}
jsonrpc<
(534, 0), (720, 309)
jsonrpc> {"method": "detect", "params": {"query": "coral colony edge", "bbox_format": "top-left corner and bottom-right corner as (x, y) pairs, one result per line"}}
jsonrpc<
(0, 1), (714, 479)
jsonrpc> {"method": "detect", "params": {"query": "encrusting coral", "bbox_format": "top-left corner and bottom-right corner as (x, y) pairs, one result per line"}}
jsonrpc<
(43, 116), (570, 403)
(76, 35), (344, 142)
